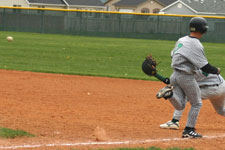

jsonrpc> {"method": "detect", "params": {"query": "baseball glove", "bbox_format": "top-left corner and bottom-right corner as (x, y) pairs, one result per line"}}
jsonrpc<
(142, 54), (157, 76)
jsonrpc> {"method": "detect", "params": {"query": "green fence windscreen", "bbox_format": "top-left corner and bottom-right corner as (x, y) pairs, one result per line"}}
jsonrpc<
(0, 7), (225, 42)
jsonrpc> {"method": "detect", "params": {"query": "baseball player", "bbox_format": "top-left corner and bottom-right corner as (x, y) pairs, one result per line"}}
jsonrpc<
(160, 70), (225, 130)
(156, 17), (220, 138)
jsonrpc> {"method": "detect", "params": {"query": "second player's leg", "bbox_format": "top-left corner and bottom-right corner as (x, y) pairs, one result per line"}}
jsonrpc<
(204, 82), (225, 116)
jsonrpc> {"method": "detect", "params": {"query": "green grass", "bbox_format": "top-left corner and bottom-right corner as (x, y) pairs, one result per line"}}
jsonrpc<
(1, 31), (224, 81)
(0, 127), (34, 139)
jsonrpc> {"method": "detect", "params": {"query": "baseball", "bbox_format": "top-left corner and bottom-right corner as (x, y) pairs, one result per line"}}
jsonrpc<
(6, 36), (13, 42)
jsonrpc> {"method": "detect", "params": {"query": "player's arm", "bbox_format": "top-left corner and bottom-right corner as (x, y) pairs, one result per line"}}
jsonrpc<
(201, 63), (220, 75)
(188, 44), (220, 75)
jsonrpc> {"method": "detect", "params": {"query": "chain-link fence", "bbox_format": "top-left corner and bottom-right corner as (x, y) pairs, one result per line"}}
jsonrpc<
(0, 7), (225, 42)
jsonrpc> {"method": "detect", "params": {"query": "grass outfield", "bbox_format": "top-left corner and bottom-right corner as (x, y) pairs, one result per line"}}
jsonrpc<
(1, 31), (224, 81)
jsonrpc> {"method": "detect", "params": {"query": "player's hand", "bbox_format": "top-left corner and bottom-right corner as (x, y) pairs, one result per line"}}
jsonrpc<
(163, 78), (170, 84)
(217, 68), (221, 75)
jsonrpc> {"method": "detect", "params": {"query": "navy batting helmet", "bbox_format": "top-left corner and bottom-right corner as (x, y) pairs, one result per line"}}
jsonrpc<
(189, 17), (208, 34)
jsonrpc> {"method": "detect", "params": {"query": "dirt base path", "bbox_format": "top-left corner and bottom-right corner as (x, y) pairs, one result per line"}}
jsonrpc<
(0, 70), (224, 150)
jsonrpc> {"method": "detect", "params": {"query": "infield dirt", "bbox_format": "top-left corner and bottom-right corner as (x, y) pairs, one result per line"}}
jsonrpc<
(0, 69), (224, 150)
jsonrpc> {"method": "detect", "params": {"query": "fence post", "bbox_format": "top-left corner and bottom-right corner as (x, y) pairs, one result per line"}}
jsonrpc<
(40, 10), (44, 33)
(179, 16), (182, 36)
(156, 15), (159, 33)
(118, 14), (121, 37)
(2, 8), (6, 31)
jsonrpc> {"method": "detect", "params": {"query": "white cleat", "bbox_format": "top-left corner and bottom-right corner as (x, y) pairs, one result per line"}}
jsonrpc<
(160, 120), (180, 130)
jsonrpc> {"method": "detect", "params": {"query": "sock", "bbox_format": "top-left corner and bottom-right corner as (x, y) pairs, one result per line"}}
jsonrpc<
(184, 126), (194, 131)
(172, 119), (179, 123)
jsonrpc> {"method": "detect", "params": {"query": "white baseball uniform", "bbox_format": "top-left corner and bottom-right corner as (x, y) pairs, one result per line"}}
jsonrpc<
(173, 70), (225, 120)
(169, 35), (209, 128)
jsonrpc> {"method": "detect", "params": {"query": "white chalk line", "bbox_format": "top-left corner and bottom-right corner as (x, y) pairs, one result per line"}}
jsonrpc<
(1, 134), (225, 149)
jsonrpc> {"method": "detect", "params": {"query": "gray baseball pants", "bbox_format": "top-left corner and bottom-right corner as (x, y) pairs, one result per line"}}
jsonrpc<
(173, 81), (225, 120)
(169, 70), (202, 128)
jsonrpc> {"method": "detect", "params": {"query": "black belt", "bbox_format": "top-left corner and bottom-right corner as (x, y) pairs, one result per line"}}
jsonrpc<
(199, 84), (219, 88)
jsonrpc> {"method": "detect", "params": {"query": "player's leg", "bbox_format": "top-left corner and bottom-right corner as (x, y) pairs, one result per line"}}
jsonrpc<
(210, 96), (225, 116)
(157, 72), (187, 110)
(160, 95), (190, 129)
(205, 82), (225, 116)
(159, 109), (184, 129)
(176, 74), (202, 138)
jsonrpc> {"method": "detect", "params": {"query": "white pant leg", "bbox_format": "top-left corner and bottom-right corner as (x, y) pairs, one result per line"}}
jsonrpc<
(171, 82), (225, 121)
(201, 82), (225, 116)
(169, 71), (202, 128)
(173, 109), (185, 120)
(169, 72), (186, 110)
